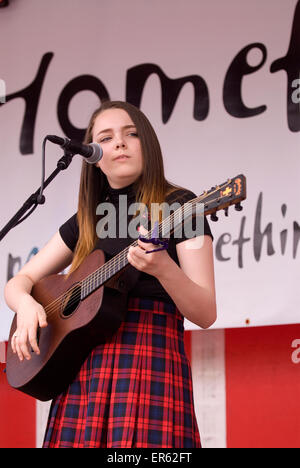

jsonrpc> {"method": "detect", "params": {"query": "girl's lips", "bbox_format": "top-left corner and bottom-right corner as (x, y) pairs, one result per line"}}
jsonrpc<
(114, 155), (130, 161)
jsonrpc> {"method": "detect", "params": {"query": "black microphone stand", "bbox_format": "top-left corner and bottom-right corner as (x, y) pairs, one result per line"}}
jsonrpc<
(0, 149), (75, 242)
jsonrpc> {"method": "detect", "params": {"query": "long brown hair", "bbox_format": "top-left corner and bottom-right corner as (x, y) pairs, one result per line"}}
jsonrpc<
(68, 100), (184, 274)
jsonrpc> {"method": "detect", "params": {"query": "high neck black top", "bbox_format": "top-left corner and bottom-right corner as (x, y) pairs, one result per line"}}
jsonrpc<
(59, 186), (213, 305)
(105, 182), (137, 204)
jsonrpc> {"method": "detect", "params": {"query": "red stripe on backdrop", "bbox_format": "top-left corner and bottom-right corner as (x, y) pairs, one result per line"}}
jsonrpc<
(225, 324), (300, 448)
(0, 343), (36, 448)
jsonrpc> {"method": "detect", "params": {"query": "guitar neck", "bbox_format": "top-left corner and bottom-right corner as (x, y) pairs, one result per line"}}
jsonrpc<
(80, 174), (246, 299)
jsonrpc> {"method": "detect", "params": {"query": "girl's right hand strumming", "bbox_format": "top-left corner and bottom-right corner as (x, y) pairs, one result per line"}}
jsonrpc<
(11, 294), (48, 362)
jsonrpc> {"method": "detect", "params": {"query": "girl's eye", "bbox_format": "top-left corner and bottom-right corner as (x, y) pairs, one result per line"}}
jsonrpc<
(98, 132), (138, 143)
(100, 136), (111, 142)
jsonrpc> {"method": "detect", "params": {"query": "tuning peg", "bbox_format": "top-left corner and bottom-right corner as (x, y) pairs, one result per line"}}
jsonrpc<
(224, 207), (229, 217)
(235, 203), (243, 211)
(210, 213), (219, 222)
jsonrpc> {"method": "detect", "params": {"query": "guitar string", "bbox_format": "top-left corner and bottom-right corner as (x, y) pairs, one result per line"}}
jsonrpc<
(79, 180), (234, 293)
(42, 187), (231, 319)
(43, 187), (232, 319)
(43, 185), (233, 318)
(79, 182), (232, 292)
(42, 199), (199, 319)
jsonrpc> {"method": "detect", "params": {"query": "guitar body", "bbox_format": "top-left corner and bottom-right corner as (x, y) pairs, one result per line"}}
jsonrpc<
(6, 249), (129, 401)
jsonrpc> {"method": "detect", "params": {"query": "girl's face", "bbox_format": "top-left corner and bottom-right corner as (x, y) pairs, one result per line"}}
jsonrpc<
(92, 108), (143, 189)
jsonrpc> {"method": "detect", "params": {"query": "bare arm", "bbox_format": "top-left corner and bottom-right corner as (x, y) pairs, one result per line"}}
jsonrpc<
(4, 231), (73, 360)
(159, 235), (217, 328)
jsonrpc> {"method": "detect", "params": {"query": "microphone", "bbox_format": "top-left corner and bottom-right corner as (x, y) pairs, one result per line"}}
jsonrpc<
(47, 135), (103, 164)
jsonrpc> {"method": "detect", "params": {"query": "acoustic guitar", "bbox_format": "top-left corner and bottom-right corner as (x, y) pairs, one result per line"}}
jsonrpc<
(6, 174), (246, 401)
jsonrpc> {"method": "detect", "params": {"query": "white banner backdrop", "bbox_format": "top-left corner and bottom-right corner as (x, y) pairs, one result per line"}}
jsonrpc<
(0, 0), (299, 339)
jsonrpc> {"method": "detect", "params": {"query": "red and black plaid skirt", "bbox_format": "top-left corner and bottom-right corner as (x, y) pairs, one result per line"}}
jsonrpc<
(43, 296), (201, 448)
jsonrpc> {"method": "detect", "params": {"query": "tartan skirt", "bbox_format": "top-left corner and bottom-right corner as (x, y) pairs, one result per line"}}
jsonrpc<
(43, 296), (201, 448)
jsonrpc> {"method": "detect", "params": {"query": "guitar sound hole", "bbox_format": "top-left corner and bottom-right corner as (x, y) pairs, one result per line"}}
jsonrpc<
(61, 284), (81, 318)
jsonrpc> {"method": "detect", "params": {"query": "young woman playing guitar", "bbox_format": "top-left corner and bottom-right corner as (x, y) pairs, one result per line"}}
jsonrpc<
(4, 101), (216, 448)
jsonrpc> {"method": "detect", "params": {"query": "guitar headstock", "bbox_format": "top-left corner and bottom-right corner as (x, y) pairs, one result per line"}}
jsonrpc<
(201, 174), (247, 221)
(147, 174), (247, 239)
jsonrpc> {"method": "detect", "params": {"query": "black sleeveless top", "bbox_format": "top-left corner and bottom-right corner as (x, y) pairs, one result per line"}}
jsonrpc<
(59, 183), (213, 304)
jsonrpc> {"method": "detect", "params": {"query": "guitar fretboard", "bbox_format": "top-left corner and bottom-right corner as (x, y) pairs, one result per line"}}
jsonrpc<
(79, 174), (246, 300)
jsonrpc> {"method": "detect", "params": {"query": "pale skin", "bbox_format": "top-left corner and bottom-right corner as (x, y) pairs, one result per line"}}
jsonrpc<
(4, 108), (217, 362)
